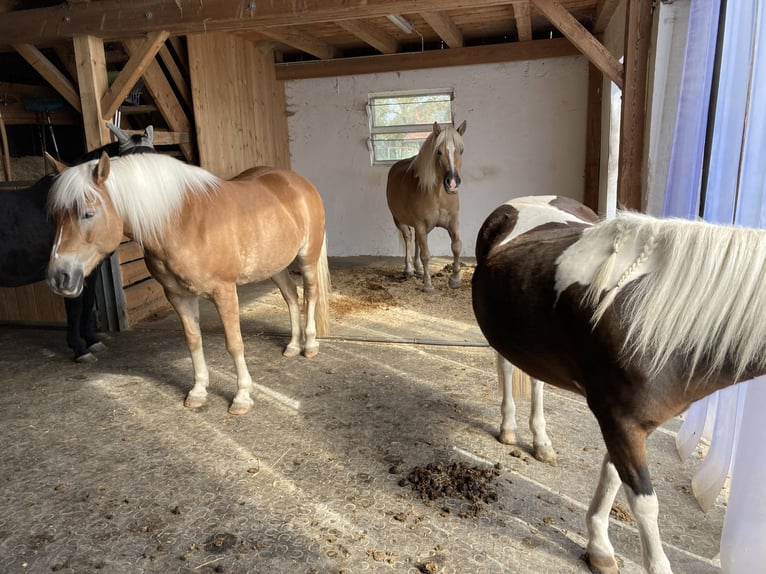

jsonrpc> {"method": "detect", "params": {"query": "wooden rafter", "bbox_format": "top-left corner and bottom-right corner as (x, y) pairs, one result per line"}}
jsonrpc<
(512, 2), (533, 42)
(594, 0), (622, 33)
(0, 0), (516, 46)
(531, 0), (623, 89)
(257, 27), (337, 59)
(12, 43), (81, 111)
(122, 38), (194, 162)
(73, 35), (110, 149)
(421, 11), (464, 48)
(337, 18), (398, 54)
(101, 30), (169, 121)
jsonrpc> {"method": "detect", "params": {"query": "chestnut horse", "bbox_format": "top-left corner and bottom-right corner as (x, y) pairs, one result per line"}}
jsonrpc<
(473, 195), (764, 574)
(46, 153), (330, 415)
(493, 196), (600, 465)
(386, 120), (467, 292)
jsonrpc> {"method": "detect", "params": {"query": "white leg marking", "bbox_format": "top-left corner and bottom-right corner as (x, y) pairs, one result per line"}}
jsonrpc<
(585, 455), (621, 571)
(624, 487), (673, 574)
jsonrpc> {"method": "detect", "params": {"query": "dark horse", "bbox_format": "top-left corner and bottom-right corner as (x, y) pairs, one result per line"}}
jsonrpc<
(0, 123), (154, 362)
(473, 195), (765, 574)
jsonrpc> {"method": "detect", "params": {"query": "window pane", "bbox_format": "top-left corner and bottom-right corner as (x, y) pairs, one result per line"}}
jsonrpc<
(370, 94), (452, 127)
(372, 131), (430, 162)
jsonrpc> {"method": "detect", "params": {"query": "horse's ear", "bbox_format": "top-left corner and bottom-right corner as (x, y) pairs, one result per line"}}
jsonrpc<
(432, 121), (441, 135)
(144, 125), (154, 144)
(93, 151), (111, 184)
(44, 152), (68, 174)
(456, 120), (467, 135)
(106, 122), (130, 146)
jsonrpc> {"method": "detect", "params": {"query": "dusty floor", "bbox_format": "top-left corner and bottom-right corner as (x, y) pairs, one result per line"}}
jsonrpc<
(0, 257), (726, 573)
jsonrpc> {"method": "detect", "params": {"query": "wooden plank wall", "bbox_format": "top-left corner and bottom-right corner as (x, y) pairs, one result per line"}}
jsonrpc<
(0, 282), (66, 325)
(187, 33), (290, 176)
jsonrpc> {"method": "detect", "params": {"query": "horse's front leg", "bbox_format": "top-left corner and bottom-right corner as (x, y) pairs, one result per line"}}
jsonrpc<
(212, 285), (254, 415)
(446, 219), (463, 289)
(272, 269), (303, 358)
(585, 453), (623, 574)
(166, 292), (211, 410)
(414, 225), (433, 292)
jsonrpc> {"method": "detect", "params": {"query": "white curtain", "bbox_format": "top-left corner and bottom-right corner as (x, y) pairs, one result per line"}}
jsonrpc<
(663, 0), (766, 571)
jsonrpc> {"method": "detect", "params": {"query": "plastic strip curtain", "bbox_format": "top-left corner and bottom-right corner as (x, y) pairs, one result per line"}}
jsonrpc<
(666, 0), (766, 570)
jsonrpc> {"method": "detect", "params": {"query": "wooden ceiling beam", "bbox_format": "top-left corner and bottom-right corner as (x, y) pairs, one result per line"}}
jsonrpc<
(531, 0), (623, 89)
(421, 11), (464, 48)
(101, 30), (168, 121)
(12, 43), (81, 112)
(512, 2), (533, 42)
(0, 0), (516, 46)
(337, 18), (398, 54)
(276, 37), (579, 80)
(257, 27), (337, 60)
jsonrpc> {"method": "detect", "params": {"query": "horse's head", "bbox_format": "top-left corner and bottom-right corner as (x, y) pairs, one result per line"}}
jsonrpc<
(47, 152), (125, 297)
(432, 120), (467, 194)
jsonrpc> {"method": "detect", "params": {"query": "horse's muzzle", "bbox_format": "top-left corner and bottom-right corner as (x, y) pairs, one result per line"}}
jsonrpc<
(444, 172), (461, 194)
(47, 264), (85, 298)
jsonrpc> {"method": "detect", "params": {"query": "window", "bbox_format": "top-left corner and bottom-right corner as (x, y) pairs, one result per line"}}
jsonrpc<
(367, 90), (455, 164)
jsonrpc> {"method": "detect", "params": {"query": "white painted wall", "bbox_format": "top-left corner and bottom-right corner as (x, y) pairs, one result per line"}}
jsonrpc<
(285, 56), (589, 257)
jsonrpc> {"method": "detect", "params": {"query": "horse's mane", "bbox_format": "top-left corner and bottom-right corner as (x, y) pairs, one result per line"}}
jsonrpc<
(412, 125), (463, 193)
(584, 212), (766, 380)
(48, 154), (221, 245)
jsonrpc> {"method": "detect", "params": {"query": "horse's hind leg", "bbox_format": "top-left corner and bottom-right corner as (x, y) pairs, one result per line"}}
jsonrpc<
(496, 354), (555, 463)
(446, 219), (463, 289)
(272, 269), (302, 358)
(166, 292), (212, 410)
(211, 285), (254, 415)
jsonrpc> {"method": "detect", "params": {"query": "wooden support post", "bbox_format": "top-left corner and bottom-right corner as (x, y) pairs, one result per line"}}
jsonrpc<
(616, 0), (652, 210)
(72, 35), (110, 150)
(584, 62), (602, 213)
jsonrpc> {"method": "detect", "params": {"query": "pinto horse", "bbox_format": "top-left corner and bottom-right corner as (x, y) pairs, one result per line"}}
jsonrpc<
(46, 153), (330, 415)
(0, 123), (154, 362)
(493, 196), (600, 465)
(386, 120), (467, 292)
(473, 195), (766, 574)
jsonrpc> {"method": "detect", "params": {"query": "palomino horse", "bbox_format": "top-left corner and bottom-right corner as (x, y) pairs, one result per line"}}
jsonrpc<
(46, 153), (330, 415)
(473, 195), (763, 574)
(493, 196), (600, 465)
(386, 120), (467, 292)
(0, 123), (153, 362)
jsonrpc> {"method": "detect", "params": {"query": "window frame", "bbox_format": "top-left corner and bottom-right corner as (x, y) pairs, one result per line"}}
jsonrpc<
(367, 88), (456, 166)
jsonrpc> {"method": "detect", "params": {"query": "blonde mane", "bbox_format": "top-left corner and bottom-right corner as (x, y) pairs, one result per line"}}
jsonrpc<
(412, 125), (464, 193)
(48, 154), (221, 245)
(583, 212), (766, 380)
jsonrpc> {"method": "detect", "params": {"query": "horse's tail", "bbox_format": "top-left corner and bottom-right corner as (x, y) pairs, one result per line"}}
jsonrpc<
(511, 368), (532, 401)
(315, 233), (331, 337)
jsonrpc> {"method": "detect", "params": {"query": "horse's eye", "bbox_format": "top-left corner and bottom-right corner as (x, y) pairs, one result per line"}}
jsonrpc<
(436, 150), (442, 156)
(460, 149), (464, 155)
(82, 211), (96, 220)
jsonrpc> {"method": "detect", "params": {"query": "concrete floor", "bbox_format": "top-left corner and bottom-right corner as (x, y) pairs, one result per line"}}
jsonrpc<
(0, 258), (726, 574)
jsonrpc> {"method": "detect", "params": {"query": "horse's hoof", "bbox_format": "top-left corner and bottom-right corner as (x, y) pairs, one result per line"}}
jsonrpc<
(583, 552), (620, 574)
(449, 276), (462, 289)
(74, 352), (97, 364)
(303, 346), (319, 359)
(184, 394), (207, 409)
(415, 269), (424, 277)
(228, 401), (252, 415)
(404, 269), (415, 278)
(282, 344), (301, 358)
(534, 444), (558, 465)
(88, 341), (108, 353)
(421, 284), (435, 293)
(498, 429), (519, 445)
